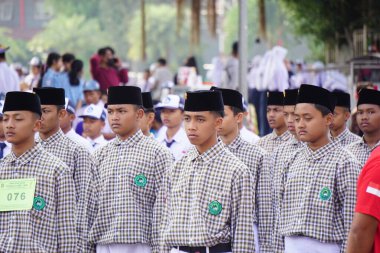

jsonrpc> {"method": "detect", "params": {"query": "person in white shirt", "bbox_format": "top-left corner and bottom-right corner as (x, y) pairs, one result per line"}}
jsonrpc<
(239, 98), (260, 143)
(156, 94), (192, 160)
(0, 99), (11, 158)
(23, 57), (42, 91)
(0, 45), (20, 98)
(60, 98), (92, 152)
(80, 103), (108, 153)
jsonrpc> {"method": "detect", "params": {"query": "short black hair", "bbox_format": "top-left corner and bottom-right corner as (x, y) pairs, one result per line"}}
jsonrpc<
(232, 41), (238, 55)
(229, 105), (244, 116)
(98, 46), (115, 56)
(62, 53), (75, 63)
(157, 58), (167, 65)
(0, 52), (5, 60)
(314, 104), (332, 116)
(211, 110), (225, 118)
(144, 108), (155, 114)
(56, 105), (66, 111)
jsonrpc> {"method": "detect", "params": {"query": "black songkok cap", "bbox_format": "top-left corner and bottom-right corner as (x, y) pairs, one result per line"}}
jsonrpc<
(297, 84), (335, 112)
(33, 87), (65, 105)
(284, 89), (298, 106)
(332, 90), (351, 109)
(3, 91), (42, 116)
(210, 87), (243, 111)
(184, 90), (224, 112)
(267, 91), (284, 106)
(142, 92), (154, 110)
(107, 86), (142, 107)
(357, 88), (380, 107)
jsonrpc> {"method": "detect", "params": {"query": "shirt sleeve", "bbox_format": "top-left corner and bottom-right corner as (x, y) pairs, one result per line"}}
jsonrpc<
(356, 158), (380, 222)
(56, 168), (77, 253)
(231, 166), (256, 253)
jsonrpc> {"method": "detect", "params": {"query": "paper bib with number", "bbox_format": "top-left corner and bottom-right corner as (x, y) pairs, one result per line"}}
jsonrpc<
(0, 178), (37, 212)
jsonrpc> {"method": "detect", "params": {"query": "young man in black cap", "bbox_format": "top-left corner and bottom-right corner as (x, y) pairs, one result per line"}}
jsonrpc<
(160, 90), (256, 252)
(278, 84), (360, 253)
(330, 91), (360, 147)
(214, 87), (265, 253)
(89, 86), (173, 253)
(270, 89), (304, 252)
(347, 89), (380, 166)
(140, 92), (156, 137)
(257, 91), (291, 153)
(34, 87), (96, 252)
(0, 91), (77, 252)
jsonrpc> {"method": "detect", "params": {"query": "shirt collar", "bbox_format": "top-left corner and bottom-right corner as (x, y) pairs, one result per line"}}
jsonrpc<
(89, 135), (106, 144)
(36, 129), (65, 146)
(164, 128), (187, 143)
(113, 130), (144, 147)
(187, 141), (225, 164)
(4, 144), (42, 166)
(226, 135), (244, 151)
(359, 136), (380, 151)
(270, 130), (291, 140)
(331, 128), (350, 142)
(305, 141), (338, 161)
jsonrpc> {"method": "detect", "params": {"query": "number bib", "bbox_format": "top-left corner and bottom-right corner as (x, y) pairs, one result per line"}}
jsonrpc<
(0, 178), (36, 212)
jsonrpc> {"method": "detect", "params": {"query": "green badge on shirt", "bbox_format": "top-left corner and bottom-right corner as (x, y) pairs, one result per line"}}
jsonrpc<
(208, 200), (222, 216)
(33, 196), (46, 211)
(134, 174), (147, 188)
(319, 187), (332, 201)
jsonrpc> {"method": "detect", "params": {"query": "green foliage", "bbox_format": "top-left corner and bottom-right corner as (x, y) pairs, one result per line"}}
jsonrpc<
(0, 28), (31, 63)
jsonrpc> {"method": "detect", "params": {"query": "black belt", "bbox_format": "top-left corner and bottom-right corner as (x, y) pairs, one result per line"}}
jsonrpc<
(176, 243), (231, 253)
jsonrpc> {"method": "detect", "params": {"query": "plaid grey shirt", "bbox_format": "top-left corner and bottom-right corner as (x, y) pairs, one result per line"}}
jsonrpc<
(346, 138), (380, 166)
(257, 131), (292, 153)
(0, 144), (77, 252)
(224, 135), (266, 223)
(278, 141), (360, 252)
(161, 141), (256, 253)
(36, 129), (97, 252)
(90, 130), (173, 251)
(331, 128), (361, 147)
(270, 137), (304, 253)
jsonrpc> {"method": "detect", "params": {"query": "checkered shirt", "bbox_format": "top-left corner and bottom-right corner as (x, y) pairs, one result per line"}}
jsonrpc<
(0, 144), (77, 252)
(161, 141), (256, 253)
(346, 138), (380, 166)
(270, 137), (304, 253)
(331, 128), (361, 147)
(36, 129), (97, 252)
(257, 131), (292, 153)
(89, 130), (173, 252)
(224, 135), (266, 223)
(278, 141), (360, 252)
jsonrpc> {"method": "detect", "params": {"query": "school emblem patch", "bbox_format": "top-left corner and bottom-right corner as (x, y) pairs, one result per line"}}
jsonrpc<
(33, 196), (46, 211)
(208, 200), (222, 216)
(319, 187), (332, 201)
(134, 174), (147, 188)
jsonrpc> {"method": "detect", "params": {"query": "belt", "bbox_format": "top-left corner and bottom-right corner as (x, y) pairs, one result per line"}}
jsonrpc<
(176, 243), (231, 253)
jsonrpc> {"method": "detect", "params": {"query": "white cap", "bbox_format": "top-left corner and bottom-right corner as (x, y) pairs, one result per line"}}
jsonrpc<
(79, 104), (106, 121)
(155, 95), (184, 110)
(29, 57), (41, 66)
(65, 98), (76, 114)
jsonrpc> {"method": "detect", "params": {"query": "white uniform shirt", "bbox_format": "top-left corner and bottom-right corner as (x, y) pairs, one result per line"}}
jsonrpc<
(240, 126), (260, 144)
(65, 128), (92, 152)
(0, 62), (20, 96)
(0, 141), (11, 158)
(87, 135), (108, 153)
(156, 126), (192, 161)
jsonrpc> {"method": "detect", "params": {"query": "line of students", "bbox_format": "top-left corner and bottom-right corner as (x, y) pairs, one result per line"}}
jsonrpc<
(0, 84), (379, 252)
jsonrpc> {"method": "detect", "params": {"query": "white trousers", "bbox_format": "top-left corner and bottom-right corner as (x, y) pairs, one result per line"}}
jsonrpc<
(170, 249), (231, 253)
(96, 243), (151, 253)
(284, 236), (340, 253)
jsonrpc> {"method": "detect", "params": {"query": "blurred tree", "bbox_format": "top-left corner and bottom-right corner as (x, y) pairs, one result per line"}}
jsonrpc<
(280, 0), (380, 53)
(0, 28), (31, 63)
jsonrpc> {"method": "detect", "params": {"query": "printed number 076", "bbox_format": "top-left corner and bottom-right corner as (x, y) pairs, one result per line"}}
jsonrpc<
(7, 193), (26, 201)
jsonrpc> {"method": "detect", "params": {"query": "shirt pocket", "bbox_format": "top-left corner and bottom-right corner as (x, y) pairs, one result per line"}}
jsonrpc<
(200, 191), (231, 235)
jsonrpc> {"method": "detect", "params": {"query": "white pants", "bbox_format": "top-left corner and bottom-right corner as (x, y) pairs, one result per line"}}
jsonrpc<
(284, 236), (340, 253)
(170, 248), (231, 253)
(253, 223), (260, 253)
(96, 243), (151, 253)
